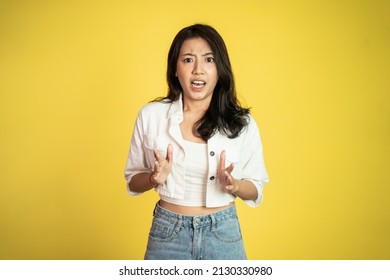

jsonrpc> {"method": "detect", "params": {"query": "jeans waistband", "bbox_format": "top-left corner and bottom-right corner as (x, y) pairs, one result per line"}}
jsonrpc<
(153, 202), (238, 228)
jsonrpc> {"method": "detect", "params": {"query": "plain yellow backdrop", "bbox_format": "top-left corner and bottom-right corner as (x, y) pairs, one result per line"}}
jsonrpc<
(0, 0), (389, 259)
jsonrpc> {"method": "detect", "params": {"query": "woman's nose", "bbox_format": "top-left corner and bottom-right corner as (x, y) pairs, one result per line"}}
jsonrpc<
(192, 61), (204, 75)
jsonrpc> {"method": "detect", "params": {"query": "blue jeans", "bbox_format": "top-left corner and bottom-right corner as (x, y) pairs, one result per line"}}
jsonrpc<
(144, 202), (247, 260)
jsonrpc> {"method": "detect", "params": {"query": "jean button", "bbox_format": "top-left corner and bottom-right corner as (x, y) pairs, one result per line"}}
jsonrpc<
(194, 217), (200, 226)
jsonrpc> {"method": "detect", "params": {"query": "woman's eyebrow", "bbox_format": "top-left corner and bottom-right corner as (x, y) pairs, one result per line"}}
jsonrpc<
(181, 52), (195, 57)
(202, 51), (214, 56)
(181, 51), (214, 56)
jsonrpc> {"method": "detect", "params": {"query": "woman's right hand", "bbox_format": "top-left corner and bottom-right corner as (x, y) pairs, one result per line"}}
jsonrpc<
(149, 144), (173, 186)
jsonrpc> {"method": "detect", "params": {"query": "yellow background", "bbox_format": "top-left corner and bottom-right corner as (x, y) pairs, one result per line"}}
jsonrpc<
(1, 0), (389, 259)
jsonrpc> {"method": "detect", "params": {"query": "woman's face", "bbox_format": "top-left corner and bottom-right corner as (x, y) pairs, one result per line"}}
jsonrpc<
(176, 37), (218, 106)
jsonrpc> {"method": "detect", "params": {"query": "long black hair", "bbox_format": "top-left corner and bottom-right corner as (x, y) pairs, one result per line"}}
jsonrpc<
(164, 23), (250, 141)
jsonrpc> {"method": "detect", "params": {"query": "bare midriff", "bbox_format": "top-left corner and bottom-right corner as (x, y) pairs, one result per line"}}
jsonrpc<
(159, 199), (234, 216)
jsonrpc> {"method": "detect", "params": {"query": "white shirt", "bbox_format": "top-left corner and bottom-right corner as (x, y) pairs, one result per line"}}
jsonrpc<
(160, 140), (210, 206)
(124, 96), (269, 208)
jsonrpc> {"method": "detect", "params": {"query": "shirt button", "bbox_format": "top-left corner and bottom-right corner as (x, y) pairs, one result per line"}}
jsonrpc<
(210, 151), (215, 156)
(210, 176), (215, 180)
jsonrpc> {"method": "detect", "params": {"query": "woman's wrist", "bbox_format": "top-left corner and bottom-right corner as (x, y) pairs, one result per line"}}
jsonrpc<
(149, 172), (157, 187)
(232, 179), (240, 195)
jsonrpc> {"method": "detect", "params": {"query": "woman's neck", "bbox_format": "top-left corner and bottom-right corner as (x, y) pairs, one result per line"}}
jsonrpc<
(182, 97), (210, 115)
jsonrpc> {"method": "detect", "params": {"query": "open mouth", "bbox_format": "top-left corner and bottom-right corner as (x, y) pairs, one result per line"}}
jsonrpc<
(191, 81), (206, 88)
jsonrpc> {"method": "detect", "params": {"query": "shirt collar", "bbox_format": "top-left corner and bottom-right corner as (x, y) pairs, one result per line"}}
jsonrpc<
(167, 94), (183, 123)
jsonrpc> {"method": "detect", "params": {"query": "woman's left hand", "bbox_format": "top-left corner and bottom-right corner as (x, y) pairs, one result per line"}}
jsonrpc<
(217, 150), (240, 194)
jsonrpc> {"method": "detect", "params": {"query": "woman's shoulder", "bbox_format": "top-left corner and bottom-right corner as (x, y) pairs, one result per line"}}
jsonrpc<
(138, 99), (172, 115)
(242, 113), (261, 134)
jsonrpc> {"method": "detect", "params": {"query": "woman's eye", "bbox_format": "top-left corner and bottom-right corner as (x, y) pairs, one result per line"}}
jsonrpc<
(206, 57), (215, 62)
(184, 58), (193, 63)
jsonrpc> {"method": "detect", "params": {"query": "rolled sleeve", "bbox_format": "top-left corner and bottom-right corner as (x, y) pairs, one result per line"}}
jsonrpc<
(240, 115), (269, 207)
(124, 111), (151, 196)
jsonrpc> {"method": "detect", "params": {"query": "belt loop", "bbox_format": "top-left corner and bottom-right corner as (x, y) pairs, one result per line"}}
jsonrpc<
(152, 202), (158, 216)
(210, 213), (217, 231)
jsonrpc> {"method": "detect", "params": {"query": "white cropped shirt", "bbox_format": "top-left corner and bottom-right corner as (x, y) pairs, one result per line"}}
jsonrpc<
(160, 140), (212, 206)
(124, 96), (269, 208)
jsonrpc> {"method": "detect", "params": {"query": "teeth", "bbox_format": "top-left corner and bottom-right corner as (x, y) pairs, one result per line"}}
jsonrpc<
(192, 81), (205, 87)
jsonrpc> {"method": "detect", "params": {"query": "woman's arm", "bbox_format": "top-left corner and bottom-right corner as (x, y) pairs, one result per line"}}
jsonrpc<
(129, 144), (173, 193)
(129, 172), (155, 193)
(217, 150), (258, 200)
(230, 178), (258, 201)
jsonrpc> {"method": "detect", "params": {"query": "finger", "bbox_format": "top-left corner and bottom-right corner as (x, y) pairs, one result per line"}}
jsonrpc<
(166, 144), (173, 163)
(219, 150), (226, 171)
(153, 148), (162, 162)
(154, 160), (160, 173)
(224, 170), (234, 185)
(223, 182), (234, 194)
(226, 163), (234, 173)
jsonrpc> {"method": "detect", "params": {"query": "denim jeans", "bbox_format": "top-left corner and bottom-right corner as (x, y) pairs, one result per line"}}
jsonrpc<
(144, 202), (247, 260)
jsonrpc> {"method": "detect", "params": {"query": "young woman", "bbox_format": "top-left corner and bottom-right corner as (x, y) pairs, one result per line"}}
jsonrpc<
(124, 24), (269, 260)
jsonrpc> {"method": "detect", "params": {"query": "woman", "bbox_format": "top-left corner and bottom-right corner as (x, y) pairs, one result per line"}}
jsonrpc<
(124, 24), (269, 260)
